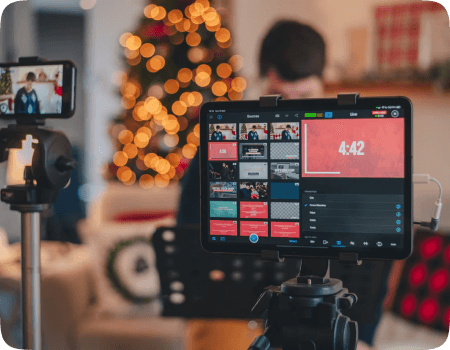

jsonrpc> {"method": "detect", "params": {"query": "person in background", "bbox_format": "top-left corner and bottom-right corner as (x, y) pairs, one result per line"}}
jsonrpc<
(178, 20), (381, 349)
(14, 72), (40, 114)
(248, 125), (259, 140)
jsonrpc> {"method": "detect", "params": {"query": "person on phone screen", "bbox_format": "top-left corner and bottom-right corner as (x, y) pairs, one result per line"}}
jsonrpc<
(248, 125), (259, 140)
(14, 72), (40, 114)
(281, 125), (292, 140)
(178, 21), (382, 349)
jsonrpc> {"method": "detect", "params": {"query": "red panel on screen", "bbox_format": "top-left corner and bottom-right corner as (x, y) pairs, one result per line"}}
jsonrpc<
(302, 119), (404, 178)
(208, 142), (238, 161)
(240, 221), (269, 237)
(240, 202), (268, 219)
(271, 222), (300, 238)
(210, 220), (238, 236)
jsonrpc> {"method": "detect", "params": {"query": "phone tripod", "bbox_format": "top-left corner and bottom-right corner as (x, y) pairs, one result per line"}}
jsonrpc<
(248, 256), (359, 350)
(0, 119), (75, 350)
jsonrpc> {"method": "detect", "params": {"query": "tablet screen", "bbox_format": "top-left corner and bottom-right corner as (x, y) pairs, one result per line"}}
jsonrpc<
(201, 97), (412, 260)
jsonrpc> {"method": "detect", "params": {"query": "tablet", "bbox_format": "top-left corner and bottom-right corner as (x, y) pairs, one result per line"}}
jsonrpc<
(200, 96), (412, 260)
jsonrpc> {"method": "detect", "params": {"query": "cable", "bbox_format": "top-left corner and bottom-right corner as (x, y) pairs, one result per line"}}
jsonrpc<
(413, 174), (443, 231)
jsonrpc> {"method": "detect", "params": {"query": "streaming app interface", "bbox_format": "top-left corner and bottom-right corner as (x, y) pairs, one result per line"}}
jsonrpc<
(206, 107), (406, 250)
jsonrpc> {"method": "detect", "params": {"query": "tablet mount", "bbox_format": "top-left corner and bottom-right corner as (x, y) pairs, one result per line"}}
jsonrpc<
(0, 57), (76, 350)
(247, 94), (361, 350)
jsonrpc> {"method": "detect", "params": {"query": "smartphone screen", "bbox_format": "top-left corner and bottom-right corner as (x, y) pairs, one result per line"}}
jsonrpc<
(0, 61), (75, 118)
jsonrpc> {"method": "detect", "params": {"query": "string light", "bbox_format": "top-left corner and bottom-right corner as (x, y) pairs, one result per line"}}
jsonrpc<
(139, 174), (154, 189)
(155, 173), (170, 188)
(140, 43), (155, 58)
(119, 32), (132, 47)
(113, 1), (247, 186)
(229, 55), (244, 72)
(186, 32), (201, 47)
(215, 28), (230, 42)
(182, 143), (197, 159)
(144, 153), (159, 168)
(117, 166), (132, 181)
(123, 171), (137, 185)
(126, 36), (142, 51)
(177, 68), (193, 83)
(113, 151), (128, 167)
(168, 9), (183, 23)
(123, 144), (138, 158)
(212, 81), (227, 96)
(164, 79), (180, 94)
(231, 77), (247, 92)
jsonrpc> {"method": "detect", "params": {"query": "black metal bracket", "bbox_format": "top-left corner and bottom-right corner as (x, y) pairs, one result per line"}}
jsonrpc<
(259, 95), (282, 108)
(261, 250), (284, 263)
(338, 252), (362, 265)
(337, 93), (360, 106)
(18, 56), (47, 64)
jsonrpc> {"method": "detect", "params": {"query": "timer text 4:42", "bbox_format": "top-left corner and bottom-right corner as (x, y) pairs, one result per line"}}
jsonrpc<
(339, 141), (365, 155)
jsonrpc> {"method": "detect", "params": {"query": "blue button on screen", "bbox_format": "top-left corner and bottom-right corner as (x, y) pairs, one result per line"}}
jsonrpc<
(325, 112), (333, 118)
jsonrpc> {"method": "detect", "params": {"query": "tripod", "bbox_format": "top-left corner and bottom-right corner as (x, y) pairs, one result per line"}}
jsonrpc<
(248, 257), (359, 350)
(0, 120), (75, 350)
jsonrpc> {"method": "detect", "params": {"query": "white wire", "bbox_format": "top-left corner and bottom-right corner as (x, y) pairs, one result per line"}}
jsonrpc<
(429, 177), (443, 202)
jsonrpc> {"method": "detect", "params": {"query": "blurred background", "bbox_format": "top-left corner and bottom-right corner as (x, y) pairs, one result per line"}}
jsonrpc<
(0, 0), (449, 349)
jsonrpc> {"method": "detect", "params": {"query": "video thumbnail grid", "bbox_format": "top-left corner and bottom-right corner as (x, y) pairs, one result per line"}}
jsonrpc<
(208, 122), (301, 239)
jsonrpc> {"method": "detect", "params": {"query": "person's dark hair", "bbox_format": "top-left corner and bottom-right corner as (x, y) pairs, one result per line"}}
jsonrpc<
(286, 124), (291, 128)
(216, 125), (220, 129)
(246, 183), (250, 187)
(259, 20), (326, 81)
(26, 72), (36, 82)
(252, 125), (256, 129)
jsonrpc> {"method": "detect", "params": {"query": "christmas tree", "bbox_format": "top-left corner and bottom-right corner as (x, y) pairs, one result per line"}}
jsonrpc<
(0, 69), (12, 95)
(107, 0), (246, 189)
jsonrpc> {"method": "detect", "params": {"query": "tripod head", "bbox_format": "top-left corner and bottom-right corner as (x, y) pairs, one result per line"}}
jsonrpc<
(0, 122), (75, 212)
(249, 257), (359, 350)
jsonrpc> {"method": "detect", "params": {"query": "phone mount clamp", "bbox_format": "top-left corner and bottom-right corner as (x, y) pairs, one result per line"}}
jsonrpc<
(247, 95), (362, 350)
(0, 57), (76, 350)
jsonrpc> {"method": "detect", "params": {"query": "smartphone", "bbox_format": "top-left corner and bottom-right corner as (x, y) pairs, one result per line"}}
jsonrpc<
(200, 96), (413, 260)
(0, 60), (76, 119)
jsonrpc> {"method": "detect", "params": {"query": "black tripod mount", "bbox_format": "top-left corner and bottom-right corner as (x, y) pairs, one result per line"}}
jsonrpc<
(248, 252), (362, 350)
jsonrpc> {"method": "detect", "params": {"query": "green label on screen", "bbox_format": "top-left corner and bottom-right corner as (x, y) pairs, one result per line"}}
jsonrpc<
(305, 113), (317, 118)
(210, 201), (237, 218)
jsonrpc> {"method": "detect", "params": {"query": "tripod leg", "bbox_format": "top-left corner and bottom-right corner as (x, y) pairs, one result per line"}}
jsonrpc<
(21, 212), (42, 350)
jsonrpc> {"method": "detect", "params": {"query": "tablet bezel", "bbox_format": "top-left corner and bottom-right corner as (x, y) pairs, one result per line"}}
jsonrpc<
(200, 96), (413, 260)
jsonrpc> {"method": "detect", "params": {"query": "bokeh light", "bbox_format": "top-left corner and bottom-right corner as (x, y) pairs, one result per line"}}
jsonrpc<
(168, 9), (183, 23)
(147, 84), (164, 100)
(126, 36), (142, 51)
(164, 134), (179, 148)
(155, 173), (170, 188)
(153, 6), (167, 21)
(144, 97), (162, 114)
(182, 143), (197, 159)
(113, 151), (128, 167)
(178, 68), (193, 83)
(217, 63), (232, 78)
(123, 144), (138, 159)
(140, 43), (156, 58)
(121, 95), (136, 109)
(134, 133), (150, 148)
(144, 153), (159, 168)
(149, 55), (166, 71)
(166, 153), (181, 167)
(186, 32), (201, 47)
(178, 116), (189, 131)
(231, 77), (247, 92)
(139, 174), (154, 189)
(195, 72), (211, 87)
(144, 4), (158, 18)
(229, 55), (244, 72)
(215, 28), (230, 42)
(119, 32), (132, 47)
(123, 171), (137, 186)
(212, 81), (227, 96)
(194, 123), (200, 138)
(228, 88), (243, 100)
(117, 166), (132, 181)
(164, 79), (180, 94)
(172, 101), (187, 116)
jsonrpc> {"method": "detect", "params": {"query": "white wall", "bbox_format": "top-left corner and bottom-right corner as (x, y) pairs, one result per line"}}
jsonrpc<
(0, 1), (37, 242)
(84, 0), (146, 208)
